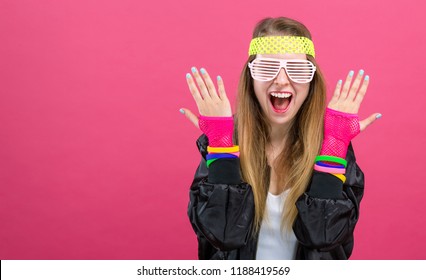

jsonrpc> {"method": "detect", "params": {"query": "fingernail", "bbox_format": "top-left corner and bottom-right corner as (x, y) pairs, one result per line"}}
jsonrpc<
(359, 69), (364, 76)
(191, 67), (197, 73)
(365, 75), (370, 81)
(217, 75), (222, 81)
(375, 113), (382, 119)
(349, 70), (354, 77)
(338, 80), (342, 85)
(179, 108), (185, 114)
(200, 68), (206, 74)
(186, 73), (191, 79)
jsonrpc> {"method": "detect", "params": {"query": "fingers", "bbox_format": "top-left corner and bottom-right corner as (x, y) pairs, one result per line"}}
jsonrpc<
(186, 73), (203, 104)
(187, 67), (224, 100)
(217, 75), (228, 100)
(330, 79), (343, 104)
(330, 69), (370, 114)
(354, 75), (370, 109)
(184, 66), (232, 117)
(359, 113), (382, 132)
(340, 70), (354, 99)
(347, 70), (365, 101)
(199, 68), (220, 100)
(190, 67), (211, 100)
(180, 108), (200, 129)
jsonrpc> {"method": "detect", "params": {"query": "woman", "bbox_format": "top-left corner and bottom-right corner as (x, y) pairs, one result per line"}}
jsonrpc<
(180, 17), (380, 259)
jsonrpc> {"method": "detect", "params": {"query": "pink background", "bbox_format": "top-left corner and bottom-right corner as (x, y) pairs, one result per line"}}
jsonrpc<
(1, 0), (425, 260)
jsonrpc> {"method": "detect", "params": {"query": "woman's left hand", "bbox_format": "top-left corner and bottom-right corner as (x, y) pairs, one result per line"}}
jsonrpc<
(327, 70), (381, 132)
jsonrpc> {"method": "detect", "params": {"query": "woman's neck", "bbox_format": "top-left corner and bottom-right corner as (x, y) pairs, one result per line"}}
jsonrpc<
(269, 121), (292, 150)
(266, 122), (293, 195)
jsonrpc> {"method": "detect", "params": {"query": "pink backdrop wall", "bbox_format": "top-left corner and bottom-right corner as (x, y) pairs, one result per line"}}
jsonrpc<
(1, 0), (425, 259)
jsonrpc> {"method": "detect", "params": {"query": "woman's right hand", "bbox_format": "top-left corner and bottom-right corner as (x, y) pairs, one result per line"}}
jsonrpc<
(180, 67), (232, 129)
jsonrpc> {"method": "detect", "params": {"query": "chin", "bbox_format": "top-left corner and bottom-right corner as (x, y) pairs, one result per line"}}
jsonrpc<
(267, 113), (295, 127)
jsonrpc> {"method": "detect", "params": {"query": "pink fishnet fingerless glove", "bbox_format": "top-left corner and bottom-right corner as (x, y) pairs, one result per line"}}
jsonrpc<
(198, 116), (234, 147)
(320, 108), (360, 158)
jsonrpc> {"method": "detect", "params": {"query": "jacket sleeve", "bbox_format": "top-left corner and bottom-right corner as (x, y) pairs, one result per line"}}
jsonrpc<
(187, 134), (255, 252)
(293, 142), (364, 256)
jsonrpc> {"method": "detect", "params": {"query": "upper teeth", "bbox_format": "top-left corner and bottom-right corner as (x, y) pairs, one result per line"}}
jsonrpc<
(271, 92), (292, 98)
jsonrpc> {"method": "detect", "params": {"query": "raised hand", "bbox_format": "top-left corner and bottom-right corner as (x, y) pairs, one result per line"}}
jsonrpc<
(180, 67), (232, 129)
(327, 70), (381, 132)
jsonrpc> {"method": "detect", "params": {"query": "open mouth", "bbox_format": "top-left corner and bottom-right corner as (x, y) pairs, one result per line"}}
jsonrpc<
(269, 92), (293, 113)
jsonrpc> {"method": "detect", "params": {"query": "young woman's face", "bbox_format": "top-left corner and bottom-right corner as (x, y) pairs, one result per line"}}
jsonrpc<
(252, 53), (311, 127)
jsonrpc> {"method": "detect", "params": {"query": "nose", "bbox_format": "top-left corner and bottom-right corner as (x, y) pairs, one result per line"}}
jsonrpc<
(274, 68), (290, 84)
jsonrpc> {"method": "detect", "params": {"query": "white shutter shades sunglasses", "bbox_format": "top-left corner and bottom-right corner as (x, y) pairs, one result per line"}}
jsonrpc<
(248, 58), (316, 83)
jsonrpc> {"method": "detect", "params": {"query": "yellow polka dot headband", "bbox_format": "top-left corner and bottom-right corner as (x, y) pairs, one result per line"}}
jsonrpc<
(248, 36), (316, 58)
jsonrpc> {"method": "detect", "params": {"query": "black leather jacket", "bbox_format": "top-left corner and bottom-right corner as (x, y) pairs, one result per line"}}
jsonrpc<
(187, 134), (364, 259)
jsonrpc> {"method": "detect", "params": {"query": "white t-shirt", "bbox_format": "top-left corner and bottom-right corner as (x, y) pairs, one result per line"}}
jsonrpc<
(255, 190), (298, 260)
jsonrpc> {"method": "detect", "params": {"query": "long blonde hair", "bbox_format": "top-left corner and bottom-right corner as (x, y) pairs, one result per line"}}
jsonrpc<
(235, 17), (327, 233)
